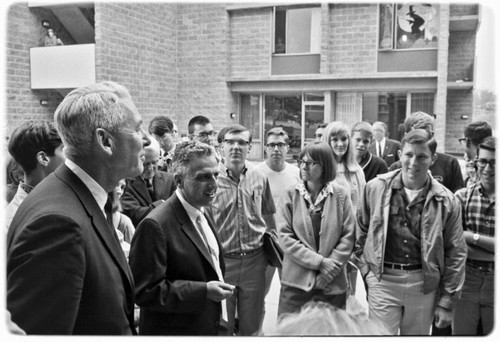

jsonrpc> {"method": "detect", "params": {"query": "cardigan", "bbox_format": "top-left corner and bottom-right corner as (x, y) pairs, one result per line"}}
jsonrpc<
(277, 181), (356, 294)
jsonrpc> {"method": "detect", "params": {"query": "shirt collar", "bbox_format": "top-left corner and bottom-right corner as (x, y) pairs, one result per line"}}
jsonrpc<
(296, 180), (335, 211)
(176, 188), (204, 223)
(220, 162), (248, 179)
(19, 181), (35, 194)
(65, 159), (108, 213)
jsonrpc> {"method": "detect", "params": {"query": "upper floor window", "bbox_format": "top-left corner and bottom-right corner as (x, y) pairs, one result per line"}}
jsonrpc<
(379, 3), (439, 50)
(274, 6), (321, 54)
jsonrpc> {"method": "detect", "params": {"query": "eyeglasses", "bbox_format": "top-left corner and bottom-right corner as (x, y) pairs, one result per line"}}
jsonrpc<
(458, 137), (471, 146)
(195, 131), (217, 139)
(297, 160), (321, 168)
(224, 139), (249, 146)
(266, 142), (287, 149)
(475, 158), (495, 168)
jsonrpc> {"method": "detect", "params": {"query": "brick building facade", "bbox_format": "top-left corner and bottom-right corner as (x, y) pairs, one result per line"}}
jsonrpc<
(4, 2), (483, 160)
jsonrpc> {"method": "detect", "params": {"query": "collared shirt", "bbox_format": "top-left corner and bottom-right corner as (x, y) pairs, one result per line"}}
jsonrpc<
(5, 185), (29, 231)
(206, 162), (275, 255)
(384, 173), (431, 265)
(65, 159), (108, 217)
(176, 188), (221, 266)
(456, 182), (495, 238)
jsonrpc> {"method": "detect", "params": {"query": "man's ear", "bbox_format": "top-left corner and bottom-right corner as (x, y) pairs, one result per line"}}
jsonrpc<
(36, 151), (49, 167)
(174, 174), (183, 189)
(247, 142), (252, 153)
(430, 153), (437, 166)
(96, 128), (114, 156)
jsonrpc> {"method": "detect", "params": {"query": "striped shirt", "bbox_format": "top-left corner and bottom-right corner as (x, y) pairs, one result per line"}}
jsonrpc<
(455, 182), (495, 237)
(206, 162), (275, 255)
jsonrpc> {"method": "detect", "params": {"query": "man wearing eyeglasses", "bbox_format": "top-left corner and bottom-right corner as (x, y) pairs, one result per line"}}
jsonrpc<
(458, 121), (492, 187)
(188, 115), (217, 146)
(255, 127), (300, 326)
(206, 124), (276, 336)
(452, 137), (495, 336)
(149, 115), (176, 172)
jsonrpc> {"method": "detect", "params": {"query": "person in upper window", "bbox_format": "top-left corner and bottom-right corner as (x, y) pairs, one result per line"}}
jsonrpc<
(44, 28), (63, 46)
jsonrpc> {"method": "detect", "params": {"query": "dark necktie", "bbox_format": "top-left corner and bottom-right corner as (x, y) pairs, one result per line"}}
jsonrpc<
(104, 199), (114, 228)
(378, 143), (383, 158)
(146, 178), (156, 201)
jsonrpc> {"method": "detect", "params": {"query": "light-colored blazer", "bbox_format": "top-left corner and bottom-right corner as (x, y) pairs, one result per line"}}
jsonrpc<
(277, 181), (356, 294)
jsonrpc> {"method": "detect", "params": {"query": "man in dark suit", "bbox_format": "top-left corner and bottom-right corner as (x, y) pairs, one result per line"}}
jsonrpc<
(369, 121), (401, 167)
(7, 81), (150, 334)
(129, 141), (235, 335)
(121, 138), (176, 226)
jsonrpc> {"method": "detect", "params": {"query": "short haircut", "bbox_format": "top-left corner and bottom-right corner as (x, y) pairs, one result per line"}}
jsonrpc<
(217, 126), (229, 144)
(404, 111), (434, 134)
(478, 136), (495, 153)
(266, 127), (289, 144)
(148, 116), (173, 136)
(372, 121), (387, 132)
(320, 121), (357, 170)
(317, 122), (328, 129)
(298, 141), (336, 184)
(8, 120), (62, 173)
(171, 140), (217, 179)
(401, 128), (437, 154)
(222, 124), (252, 143)
(464, 121), (492, 146)
(188, 115), (211, 134)
(54, 81), (132, 160)
(351, 121), (373, 138)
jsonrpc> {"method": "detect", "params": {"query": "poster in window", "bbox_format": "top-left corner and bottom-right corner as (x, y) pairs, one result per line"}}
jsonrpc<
(396, 4), (439, 49)
(379, 4), (394, 49)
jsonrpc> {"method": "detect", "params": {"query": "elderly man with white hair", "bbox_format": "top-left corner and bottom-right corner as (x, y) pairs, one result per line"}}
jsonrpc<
(121, 136), (176, 226)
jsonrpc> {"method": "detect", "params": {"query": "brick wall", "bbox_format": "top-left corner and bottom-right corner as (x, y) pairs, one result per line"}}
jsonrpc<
(327, 4), (378, 75)
(446, 89), (473, 153)
(95, 2), (177, 131)
(5, 4), (72, 136)
(229, 7), (271, 78)
(176, 3), (238, 136)
(447, 31), (476, 82)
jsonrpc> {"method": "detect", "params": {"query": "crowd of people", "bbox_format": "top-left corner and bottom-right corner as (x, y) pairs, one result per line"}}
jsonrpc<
(4, 81), (495, 336)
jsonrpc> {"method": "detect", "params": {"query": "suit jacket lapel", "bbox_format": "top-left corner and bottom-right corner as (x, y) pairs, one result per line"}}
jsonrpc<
(153, 172), (165, 199)
(56, 165), (135, 289)
(172, 194), (219, 273)
(131, 176), (152, 203)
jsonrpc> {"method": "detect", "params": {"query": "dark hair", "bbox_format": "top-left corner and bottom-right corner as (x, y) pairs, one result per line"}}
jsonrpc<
(317, 122), (328, 129)
(148, 116), (173, 136)
(401, 129), (437, 154)
(464, 121), (492, 146)
(298, 141), (336, 184)
(188, 115), (211, 134)
(351, 121), (373, 137)
(217, 126), (229, 144)
(8, 120), (62, 173)
(478, 136), (495, 153)
(222, 124), (252, 143)
(266, 127), (289, 144)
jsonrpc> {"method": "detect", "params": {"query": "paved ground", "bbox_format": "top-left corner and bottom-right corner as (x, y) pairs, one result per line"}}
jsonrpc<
(260, 270), (369, 334)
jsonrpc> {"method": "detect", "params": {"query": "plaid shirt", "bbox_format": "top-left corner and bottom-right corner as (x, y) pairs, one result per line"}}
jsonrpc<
(455, 182), (495, 237)
(206, 162), (275, 255)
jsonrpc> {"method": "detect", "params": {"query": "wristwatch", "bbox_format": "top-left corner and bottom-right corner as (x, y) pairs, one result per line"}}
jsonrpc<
(472, 233), (480, 245)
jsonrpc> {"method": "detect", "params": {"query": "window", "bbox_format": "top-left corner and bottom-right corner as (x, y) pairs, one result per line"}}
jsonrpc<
(274, 7), (321, 54)
(379, 3), (439, 50)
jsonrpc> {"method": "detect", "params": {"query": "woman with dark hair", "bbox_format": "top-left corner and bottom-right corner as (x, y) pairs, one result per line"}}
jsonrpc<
(277, 141), (356, 317)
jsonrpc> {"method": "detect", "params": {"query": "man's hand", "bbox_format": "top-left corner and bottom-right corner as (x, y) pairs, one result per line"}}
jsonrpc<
(314, 274), (329, 289)
(434, 306), (453, 328)
(206, 281), (235, 302)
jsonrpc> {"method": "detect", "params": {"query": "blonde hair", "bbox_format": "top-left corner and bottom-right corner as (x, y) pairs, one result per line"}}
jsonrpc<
(321, 121), (359, 172)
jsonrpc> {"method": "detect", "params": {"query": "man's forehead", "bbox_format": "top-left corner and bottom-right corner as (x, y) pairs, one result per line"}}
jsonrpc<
(478, 148), (495, 159)
(267, 134), (286, 143)
(194, 123), (213, 132)
(402, 142), (432, 154)
(225, 130), (250, 140)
